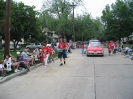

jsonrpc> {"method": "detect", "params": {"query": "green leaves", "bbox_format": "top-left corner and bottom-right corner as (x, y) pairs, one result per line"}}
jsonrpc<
(0, 0), (42, 49)
(101, 0), (133, 41)
(40, 0), (104, 41)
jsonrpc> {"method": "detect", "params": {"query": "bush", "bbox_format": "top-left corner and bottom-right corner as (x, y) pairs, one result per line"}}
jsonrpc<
(128, 40), (133, 44)
(123, 42), (126, 44)
(20, 44), (27, 47)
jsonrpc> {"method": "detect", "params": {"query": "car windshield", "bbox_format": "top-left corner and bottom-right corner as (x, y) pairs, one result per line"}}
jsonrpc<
(89, 42), (102, 47)
(89, 40), (99, 42)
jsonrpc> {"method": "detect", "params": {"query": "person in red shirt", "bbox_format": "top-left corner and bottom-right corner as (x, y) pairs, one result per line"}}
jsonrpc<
(108, 41), (115, 56)
(41, 43), (50, 67)
(58, 37), (67, 66)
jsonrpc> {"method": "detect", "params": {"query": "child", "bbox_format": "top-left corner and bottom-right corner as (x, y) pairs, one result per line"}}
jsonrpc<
(48, 46), (54, 63)
(0, 60), (6, 76)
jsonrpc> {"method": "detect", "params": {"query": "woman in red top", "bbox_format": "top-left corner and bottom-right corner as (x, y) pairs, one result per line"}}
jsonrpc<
(41, 43), (49, 67)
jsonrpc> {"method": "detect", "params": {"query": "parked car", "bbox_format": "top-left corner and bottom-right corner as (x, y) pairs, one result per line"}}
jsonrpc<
(10, 44), (21, 50)
(86, 42), (104, 57)
(26, 43), (43, 49)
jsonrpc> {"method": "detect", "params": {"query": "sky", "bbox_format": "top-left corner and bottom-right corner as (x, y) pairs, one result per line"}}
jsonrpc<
(14, 0), (117, 18)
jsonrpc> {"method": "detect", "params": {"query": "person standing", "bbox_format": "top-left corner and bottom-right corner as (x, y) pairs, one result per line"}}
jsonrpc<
(109, 41), (114, 56)
(41, 43), (49, 67)
(48, 46), (55, 63)
(57, 37), (67, 66)
(84, 43), (87, 54)
(108, 41), (111, 56)
(113, 41), (117, 54)
(81, 43), (84, 56)
(121, 41), (123, 49)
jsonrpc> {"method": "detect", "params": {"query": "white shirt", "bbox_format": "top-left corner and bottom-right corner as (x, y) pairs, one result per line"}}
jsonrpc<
(0, 64), (4, 69)
(4, 57), (12, 65)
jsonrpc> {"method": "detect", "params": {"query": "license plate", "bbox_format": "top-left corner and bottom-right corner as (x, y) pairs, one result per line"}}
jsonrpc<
(94, 52), (97, 54)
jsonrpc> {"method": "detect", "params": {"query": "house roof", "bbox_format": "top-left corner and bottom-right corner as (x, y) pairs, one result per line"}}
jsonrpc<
(129, 35), (133, 37)
(43, 28), (53, 33)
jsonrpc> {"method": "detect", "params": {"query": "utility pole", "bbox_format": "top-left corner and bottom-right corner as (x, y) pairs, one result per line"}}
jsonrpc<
(70, 2), (76, 42)
(5, 0), (11, 57)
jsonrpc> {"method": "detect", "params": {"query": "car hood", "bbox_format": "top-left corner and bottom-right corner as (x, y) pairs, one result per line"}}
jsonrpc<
(88, 46), (103, 51)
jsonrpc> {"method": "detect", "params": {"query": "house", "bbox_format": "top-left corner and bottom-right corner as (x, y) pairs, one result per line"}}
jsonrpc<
(129, 33), (133, 40)
(42, 28), (59, 43)
(121, 33), (133, 43)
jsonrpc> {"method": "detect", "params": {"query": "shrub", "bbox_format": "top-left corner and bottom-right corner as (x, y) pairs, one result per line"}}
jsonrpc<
(128, 40), (133, 44)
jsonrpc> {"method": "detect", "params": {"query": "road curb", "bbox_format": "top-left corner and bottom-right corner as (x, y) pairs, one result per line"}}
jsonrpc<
(0, 63), (42, 84)
(0, 57), (58, 84)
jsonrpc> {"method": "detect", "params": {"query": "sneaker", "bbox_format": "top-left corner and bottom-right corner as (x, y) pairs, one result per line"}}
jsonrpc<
(14, 69), (18, 73)
(60, 63), (63, 66)
(28, 67), (31, 71)
(64, 61), (66, 64)
(17, 69), (20, 72)
(22, 68), (25, 71)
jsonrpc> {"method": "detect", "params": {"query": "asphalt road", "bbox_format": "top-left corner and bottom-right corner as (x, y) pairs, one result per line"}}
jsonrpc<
(0, 48), (133, 99)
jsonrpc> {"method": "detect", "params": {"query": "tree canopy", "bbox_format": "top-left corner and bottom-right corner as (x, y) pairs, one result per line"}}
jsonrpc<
(40, 0), (103, 42)
(101, 0), (133, 42)
(0, 0), (42, 49)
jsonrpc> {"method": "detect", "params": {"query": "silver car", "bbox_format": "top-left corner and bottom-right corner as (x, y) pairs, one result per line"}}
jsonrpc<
(10, 44), (21, 50)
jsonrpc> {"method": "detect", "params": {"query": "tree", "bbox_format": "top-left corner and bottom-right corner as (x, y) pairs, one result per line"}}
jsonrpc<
(101, 0), (133, 42)
(40, 0), (83, 41)
(0, 0), (6, 37)
(10, 1), (41, 49)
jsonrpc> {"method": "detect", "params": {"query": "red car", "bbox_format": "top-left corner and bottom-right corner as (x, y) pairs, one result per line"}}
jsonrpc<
(86, 42), (104, 57)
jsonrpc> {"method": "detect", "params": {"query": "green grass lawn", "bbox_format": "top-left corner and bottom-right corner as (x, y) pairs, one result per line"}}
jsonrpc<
(123, 44), (132, 48)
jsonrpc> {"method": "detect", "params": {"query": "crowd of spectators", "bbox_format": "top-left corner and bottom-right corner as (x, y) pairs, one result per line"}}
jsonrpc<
(0, 45), (56, 76)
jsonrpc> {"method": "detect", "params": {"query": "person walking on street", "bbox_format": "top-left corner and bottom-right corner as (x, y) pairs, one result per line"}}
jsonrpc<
(48, 46), (55, 63)
(109, 41), (114, 56)
(81, 43), (84, 56)
(41, 43), (50, 67)
(57, 37), (67, 66)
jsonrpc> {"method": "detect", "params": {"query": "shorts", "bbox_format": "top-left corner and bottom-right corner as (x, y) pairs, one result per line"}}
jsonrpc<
(26, 58), (32, 61)
(58, 50), (67, 58)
